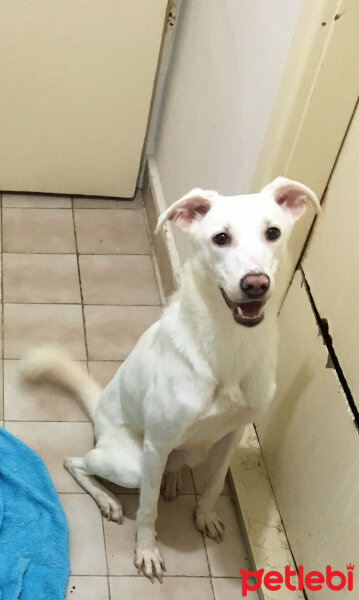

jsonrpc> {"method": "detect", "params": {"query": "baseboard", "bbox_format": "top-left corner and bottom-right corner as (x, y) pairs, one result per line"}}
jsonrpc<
(143, 156), (302, 599)
(142, 157), (181, 299)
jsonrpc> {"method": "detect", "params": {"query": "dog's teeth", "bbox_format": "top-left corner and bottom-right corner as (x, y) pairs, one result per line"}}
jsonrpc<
(237, 306), (243, 316)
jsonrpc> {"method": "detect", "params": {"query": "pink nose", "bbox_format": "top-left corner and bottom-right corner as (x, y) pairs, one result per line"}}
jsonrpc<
(240, 273), (270, 298)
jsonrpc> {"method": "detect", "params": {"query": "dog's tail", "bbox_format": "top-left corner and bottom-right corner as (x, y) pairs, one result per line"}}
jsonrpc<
(21, 346), (101, 421)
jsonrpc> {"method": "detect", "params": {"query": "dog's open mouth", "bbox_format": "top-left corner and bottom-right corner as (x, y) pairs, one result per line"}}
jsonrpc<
(220, 288), (265, 327)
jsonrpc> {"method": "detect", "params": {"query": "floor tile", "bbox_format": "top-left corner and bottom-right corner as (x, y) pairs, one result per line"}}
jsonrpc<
(4, 303), (86, 359)
(88, 361), (122, 388)
(79, 255), (160, 305)
(66, 576), (109, 600)
(110, 576), (214, 600)
(157, 495), (209, 576)
(74, 209), (149, 254)
(212, 577), (260, 600)
(4, 359), (89, 421)
(104, 495), (209, 576)
(103, 495), (138, 575)
(0, 307), (3, 357)
(3, 208), (76, 253)
(205, 496), (250, 577)
(5, 421), (94, 492)
(3, 254), (81, 303)
(2, 193), (71, 208)
(60, 494), (107, 575)
(0, 361), (3, 420)
(73, 196), (142, 209)
(192, 462), (231, 495)
(85, 305), (161, 360)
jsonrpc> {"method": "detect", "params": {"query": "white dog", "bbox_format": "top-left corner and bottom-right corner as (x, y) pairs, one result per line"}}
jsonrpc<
(22, 177), (320, 582)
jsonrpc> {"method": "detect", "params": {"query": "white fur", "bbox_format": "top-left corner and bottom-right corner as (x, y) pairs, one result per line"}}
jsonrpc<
(22, 177), (319, 582)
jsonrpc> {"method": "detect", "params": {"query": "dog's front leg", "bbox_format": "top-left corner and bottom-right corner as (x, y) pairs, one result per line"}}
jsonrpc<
(194, 427), (244, 541)
(135, 438), (169, 582)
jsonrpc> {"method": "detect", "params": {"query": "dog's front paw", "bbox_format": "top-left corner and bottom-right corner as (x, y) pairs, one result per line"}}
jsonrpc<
(193, 506), (225, 542)
(134, 545), (166, 582)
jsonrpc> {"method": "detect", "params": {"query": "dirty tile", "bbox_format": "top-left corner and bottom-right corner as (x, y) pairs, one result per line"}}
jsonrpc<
(84, 305), (160, 360)
(3, 254), (81, 303)
(74, 209), (149, 254)
(60, 494), (107, 575)
(73, 196), (142, 209)
(2, 193), (71, 208)
(4, 304), (86, 359)
(66, 576), (109, 600)
(88, 361), (122, 388)
(212, 578), (260, 600)
(4, 359), (89, 421)
(79, 255), (160, 305)
(3, 208), (76, 253)
(104, 495), (209, 576)
(5, 421), (94, 492)
(110, 576), (214, 599)
(205, 496), (250, 576)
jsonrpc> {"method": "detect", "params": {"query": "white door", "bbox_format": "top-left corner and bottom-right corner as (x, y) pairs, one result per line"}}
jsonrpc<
(258, 103), (359, 598)
(0, 1), (167, 197)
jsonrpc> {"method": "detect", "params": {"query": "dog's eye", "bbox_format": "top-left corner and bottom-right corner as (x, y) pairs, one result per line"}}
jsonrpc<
(213, 232), (230, 245)
(266, 227), (281, 241)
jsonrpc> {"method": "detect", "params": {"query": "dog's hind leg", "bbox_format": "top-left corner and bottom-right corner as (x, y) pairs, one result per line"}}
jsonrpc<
(66, 433), (142, 520)
(64, 456), (123, 523)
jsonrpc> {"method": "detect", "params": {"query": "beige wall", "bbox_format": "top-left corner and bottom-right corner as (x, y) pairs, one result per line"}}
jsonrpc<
(153, 0), (302, 260)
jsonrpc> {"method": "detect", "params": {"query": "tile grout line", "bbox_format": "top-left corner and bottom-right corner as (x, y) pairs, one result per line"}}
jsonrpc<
(1, 252), (150, 257)
(71, 197), (112, 599)
(2, 206), (140, 211)
(71, 198), (89, 369)
(101, 513), (112, 599)
(2, 302), (161, 307)
(191, 470), (217, 600)
(60, 573), (243, 579)
(1, 192), (4, 423)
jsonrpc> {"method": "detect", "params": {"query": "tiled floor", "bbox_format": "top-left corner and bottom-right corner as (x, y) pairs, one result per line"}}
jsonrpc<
(0, 192), (259, 600)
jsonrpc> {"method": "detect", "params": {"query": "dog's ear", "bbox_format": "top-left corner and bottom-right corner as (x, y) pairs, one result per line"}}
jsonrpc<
(262, 177), (322, 221)
(155, 188), (218, 233)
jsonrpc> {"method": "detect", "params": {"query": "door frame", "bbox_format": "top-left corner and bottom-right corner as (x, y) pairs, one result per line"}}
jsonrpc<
(249, 0), (359, 305)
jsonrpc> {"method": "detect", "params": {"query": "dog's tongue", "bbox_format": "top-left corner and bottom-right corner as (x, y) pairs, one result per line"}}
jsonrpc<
(238, 301), (264, 318)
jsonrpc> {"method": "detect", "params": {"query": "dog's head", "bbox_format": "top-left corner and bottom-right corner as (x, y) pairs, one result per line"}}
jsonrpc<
(156, 177), (320, 327)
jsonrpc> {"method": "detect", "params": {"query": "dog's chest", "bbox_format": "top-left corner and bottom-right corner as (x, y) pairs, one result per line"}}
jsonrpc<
(181, 384), (254, 449)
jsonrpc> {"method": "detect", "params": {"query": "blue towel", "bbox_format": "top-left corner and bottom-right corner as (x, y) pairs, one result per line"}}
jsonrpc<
(0, 427), (70, 600)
